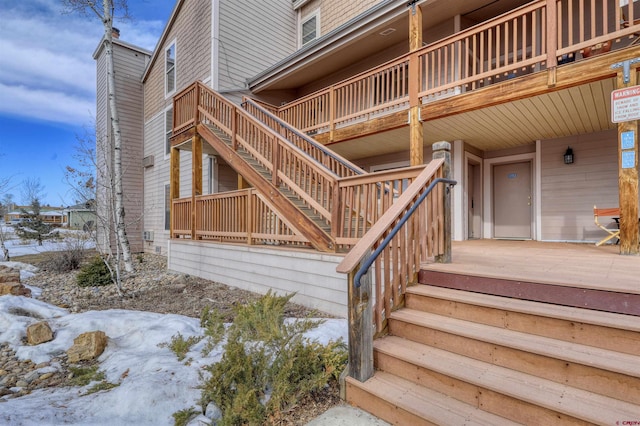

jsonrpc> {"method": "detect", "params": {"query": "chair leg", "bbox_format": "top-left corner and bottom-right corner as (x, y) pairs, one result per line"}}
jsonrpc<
(596, 231), (620, 247)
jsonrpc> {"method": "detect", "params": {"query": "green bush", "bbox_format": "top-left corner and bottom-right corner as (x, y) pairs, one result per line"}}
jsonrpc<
(161, 332), (203, 362)
(76, 255), (113, 287)
(198, 291), (347, 425)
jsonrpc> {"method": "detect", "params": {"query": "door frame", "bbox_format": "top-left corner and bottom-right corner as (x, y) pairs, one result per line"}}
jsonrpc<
(483, 152), (537, 239)
(464, 151), (483, 239)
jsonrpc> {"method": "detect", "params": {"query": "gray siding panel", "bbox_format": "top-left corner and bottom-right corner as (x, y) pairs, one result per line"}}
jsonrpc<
(169, 241), (347, 317)
(217, 0), (297, 91)
(540, 130), (619, 242)
(95, 42), (148, 253)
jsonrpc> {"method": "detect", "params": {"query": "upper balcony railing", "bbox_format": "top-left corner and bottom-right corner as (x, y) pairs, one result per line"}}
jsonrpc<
(272, 0), (640, 135)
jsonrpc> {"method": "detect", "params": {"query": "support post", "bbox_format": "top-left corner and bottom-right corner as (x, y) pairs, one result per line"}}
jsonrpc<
(432, 141), (452, 263)
(192, 134), (202, 240)
(545, 0), (558, 87)
(615, 66), (640, 255)
(170, 147), (180, 238)
(347, 259), (373, 382)
(409, 2), (423, 166)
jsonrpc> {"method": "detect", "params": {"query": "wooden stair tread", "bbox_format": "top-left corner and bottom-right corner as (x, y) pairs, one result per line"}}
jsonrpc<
(375, 335), (640, 423)
(391, 309), (640, 378)
(346, 372), (523, 426)
(407, 285), (640, 332)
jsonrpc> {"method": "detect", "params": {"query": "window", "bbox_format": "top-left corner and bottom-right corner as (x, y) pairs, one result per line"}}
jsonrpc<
(165, 42), (176, 95)
(301, 12), (319, 45)
(164, 108), (173, 156)
(164, 184), (171, 231)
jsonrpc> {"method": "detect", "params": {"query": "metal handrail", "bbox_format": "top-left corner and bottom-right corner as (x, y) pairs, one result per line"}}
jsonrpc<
(242, 97), (365, 176)
(354, 177), (457, 288)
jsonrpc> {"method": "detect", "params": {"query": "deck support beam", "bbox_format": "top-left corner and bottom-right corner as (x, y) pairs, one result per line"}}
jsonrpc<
(170, 147), (180, 238)
(192, 134), (202, 240)
(433, 141), (452, 263)
(409, 2), (423, 166)
(615, 65), (640, 255)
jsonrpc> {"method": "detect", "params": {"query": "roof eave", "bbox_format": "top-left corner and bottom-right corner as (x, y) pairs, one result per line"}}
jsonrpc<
(141, 0), (185, 83)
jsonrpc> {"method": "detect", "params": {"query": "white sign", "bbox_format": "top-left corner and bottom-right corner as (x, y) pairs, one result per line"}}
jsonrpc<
(611, 85), (640, 123)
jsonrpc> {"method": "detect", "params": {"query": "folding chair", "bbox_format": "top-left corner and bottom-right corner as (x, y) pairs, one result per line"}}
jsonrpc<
(594, 206), (620, 246)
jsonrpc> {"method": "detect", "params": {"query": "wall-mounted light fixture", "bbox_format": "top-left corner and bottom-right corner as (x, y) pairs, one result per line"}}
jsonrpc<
(564, 146), (574, 164)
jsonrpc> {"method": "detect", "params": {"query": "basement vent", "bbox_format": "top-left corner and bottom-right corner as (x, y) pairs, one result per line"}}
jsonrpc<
(143, 155), (155, 168)
(143, 231), (154, 241)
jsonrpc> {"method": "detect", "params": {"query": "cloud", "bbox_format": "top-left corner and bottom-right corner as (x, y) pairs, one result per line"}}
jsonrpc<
(0, 0), (165, 128)
(0, 83), (95, 127)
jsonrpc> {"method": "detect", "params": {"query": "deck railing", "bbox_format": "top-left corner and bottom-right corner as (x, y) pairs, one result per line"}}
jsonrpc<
(242, 97), (364, 178)
(172, 189), (310, 246)
(272, 0), (640, 135)
(172, 83), (441, 250)
(337, 143), (455, 381)
(334, 166), (425, 249)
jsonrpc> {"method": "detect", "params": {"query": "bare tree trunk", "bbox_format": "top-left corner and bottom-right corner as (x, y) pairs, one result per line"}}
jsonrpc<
(101, 0), (133, 273)
(0, 229), (9, 261)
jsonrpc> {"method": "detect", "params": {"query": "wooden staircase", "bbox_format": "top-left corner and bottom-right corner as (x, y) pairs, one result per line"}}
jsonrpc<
(197, 122), (335, 251)
(346, 276), (640, 425)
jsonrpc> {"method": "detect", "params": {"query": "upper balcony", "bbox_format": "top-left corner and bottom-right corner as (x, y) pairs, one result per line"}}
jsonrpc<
(251, 0), (640, 159)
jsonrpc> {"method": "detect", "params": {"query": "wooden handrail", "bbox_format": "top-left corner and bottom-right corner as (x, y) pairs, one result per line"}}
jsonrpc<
(336, 155), (454, 382)
(242, 97), (365, 178)
(337, 158), (445, 276)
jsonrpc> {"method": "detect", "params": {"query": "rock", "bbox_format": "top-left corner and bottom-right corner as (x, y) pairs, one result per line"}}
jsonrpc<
(0, 267), (20, 283)
(0, 282), (32, 297)
(23, 370), (40, 384)
(67, 331), (108, 363)
(15, 380), (28, 388)
(1, 374), (16, 387)
(26, 321), (54, 345)
(38, 372), (54, 381)
(205, 402), (222, 421)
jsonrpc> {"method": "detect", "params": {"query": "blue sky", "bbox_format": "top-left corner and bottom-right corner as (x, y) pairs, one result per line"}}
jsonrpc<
(0, 0), (175, 207)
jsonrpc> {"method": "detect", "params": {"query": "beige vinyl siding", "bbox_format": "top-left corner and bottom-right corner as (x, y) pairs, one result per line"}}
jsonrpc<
(217, 161), (237, 192)
(169, 241), (347, 317)
(143, 113), (167, 253)
(144, 0), (212, 121)
(217, 0), (296, 92)
(95, 41), (148, 253)
(95, 50), (110, 252)
(112, 43), (147, 253)
(300, 0), (381, 36)
(143, 113), (203, 255)
(540, 130), (619, 242)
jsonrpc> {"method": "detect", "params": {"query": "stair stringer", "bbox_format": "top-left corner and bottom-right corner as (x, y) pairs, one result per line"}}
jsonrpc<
(197, 123), (335, 252)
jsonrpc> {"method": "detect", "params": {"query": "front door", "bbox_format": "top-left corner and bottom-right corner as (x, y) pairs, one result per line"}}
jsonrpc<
(493, 161), (532, 239)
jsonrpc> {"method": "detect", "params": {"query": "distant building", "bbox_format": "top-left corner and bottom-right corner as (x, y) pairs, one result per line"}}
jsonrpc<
(65, 201), (97, 231)
(4, 206), (67, 227)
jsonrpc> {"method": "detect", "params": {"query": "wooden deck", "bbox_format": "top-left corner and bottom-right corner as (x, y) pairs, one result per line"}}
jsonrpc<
(424, 239), (640, 295)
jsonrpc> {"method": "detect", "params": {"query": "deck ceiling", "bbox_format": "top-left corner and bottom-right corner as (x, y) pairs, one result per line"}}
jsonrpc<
(328, 77), (617, 160)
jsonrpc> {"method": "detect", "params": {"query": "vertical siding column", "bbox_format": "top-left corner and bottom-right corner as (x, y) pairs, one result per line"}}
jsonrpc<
(409, 2), (423, 166)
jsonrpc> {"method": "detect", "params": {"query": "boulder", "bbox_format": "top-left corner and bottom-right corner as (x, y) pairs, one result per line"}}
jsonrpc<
(67, 331), (108, 363)
(0, 282), (32, 297)
(0, 267), (20, 283)
(26, 321), (54, 345)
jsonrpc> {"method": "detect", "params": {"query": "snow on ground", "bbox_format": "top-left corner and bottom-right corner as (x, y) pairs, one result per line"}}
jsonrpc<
(0, 236), (348, 425)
